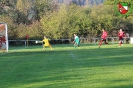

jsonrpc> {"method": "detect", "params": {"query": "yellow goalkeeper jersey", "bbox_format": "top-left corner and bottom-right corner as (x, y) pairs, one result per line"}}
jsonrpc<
(42, 38), (50, 46)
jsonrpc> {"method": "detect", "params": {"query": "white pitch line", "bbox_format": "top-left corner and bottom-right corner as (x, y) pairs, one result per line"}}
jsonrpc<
(67, 47), (77, 59)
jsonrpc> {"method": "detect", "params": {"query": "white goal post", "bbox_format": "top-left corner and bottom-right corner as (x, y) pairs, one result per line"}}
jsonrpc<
(0, 22), (8, 52)
(130, 37), (133, 44)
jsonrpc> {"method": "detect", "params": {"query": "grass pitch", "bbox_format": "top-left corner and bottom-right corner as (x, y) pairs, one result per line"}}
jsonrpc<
(0, 44), (133, 88)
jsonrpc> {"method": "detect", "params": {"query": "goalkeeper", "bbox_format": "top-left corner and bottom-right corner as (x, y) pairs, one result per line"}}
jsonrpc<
(42, 36), (53, 50)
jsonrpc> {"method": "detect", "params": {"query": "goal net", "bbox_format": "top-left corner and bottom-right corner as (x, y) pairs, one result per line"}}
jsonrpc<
(0, 23), (8, 52)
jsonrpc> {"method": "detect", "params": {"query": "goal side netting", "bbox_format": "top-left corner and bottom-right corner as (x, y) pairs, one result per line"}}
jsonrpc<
(0, 23), (8, 52)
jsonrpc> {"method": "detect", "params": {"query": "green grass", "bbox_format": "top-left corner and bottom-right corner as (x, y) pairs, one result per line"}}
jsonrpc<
(0, 44), (133, 88)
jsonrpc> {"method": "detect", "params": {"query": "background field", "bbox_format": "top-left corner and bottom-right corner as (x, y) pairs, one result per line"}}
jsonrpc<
(0, 44), (133, 88)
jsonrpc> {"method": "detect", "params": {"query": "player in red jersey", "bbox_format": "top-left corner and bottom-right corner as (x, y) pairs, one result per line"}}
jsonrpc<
(118, 29), (126, 47)
(99, 29), (109, 48)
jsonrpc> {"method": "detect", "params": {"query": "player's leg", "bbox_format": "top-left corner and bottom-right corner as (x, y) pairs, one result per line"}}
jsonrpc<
(49, 44), (53, 50)
(74, 43), (77, 48)
(74, 42), (77, 48)
(118, 40), (120, 46)
(77, 42), (80, 49)
(104, 39), (109, 45)
(126, 39), (128, 44)
(43, 44), (45, 49)
(118, 39), (122, 47)
(118, 38), (120, 47)
(121, 38), (124, 46)
(99, 39), (103, 48)
(126, 39), (129, 44)
(74, 42), (79, 48)
(78, 43), (79, 47)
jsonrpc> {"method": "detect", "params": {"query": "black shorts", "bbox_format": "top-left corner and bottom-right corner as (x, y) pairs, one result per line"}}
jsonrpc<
(119, 38), (123, 41)
(126, 38), (130, 41)
(102, 38), (106, 41)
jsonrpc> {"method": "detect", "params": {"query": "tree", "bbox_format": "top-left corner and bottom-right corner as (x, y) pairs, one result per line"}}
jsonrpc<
(40, 4), (91, 39)
(35, 0), (54, 20)
(14, 0), (31, 24)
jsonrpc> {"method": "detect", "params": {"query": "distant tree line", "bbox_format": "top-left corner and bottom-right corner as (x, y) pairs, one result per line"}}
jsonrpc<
(0, 0), (133, 39)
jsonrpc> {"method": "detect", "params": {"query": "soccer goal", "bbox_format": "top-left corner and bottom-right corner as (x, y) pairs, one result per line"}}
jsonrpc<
(0, 22), (8, 52)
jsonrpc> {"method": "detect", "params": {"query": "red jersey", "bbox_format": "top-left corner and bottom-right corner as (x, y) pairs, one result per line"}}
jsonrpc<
(101, 31), (108, 39)
(118, 32), (125, 38)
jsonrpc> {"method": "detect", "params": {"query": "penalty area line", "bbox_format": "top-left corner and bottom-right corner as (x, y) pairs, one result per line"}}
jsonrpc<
(66, 47), (77, 59)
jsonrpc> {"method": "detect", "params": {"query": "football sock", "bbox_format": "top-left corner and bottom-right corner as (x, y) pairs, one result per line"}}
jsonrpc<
(99, 40), (102, 46)
(119, 42), (122, 46)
